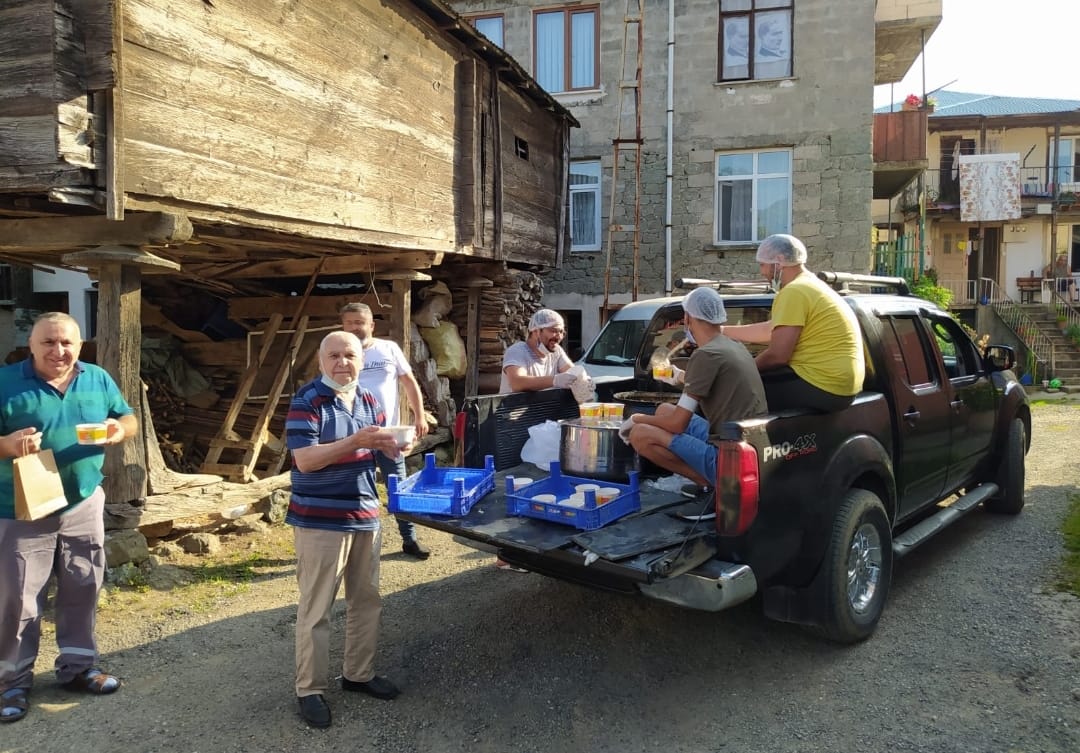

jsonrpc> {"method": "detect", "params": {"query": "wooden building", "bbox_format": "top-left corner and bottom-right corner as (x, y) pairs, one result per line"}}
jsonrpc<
(0, 0), (576, 523)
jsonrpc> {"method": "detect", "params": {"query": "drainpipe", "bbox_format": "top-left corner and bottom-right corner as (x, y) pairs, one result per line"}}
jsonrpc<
(664, 0), (675, 294)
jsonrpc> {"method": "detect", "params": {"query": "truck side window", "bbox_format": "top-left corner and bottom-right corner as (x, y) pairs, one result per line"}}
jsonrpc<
(881, 316), (935, 387)
(928, 317), (978, 380)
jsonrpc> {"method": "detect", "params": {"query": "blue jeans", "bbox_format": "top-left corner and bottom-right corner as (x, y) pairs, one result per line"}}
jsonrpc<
(377, 451), (416, 542)
(667, 414), (717, 487)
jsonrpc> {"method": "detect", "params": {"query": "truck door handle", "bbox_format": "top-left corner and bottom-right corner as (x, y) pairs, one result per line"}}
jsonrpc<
(903, 408), (921, 422)
(950, 399), (964, 411)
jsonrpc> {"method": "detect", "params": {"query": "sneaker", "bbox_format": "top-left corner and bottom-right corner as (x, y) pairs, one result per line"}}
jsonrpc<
(342, 674), (400, 700)
(680, 483), (711, 499)
(402, 539), (430, 560)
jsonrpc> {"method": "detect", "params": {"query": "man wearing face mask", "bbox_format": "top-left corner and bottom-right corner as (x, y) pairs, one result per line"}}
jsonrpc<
(286, 331), (407, 728)
(622, 288), (767, 494)
(723, 234), (865, 412)
(499, 309), (588, 395)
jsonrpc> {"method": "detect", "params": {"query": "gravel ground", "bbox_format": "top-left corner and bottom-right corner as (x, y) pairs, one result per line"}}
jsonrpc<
(4, 404), (1079, 753)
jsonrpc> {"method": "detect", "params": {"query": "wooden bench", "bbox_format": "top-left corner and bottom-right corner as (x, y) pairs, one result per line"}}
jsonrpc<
(1016, 276), (1042, 304)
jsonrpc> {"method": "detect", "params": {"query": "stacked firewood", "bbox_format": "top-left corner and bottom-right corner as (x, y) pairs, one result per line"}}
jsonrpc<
(448, 268), (544, 380)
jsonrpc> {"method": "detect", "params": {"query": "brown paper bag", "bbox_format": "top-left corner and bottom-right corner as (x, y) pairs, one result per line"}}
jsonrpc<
(13, 449), (68, 521)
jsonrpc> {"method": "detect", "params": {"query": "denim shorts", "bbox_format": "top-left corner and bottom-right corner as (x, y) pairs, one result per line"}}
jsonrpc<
(668, 414), (717, 485)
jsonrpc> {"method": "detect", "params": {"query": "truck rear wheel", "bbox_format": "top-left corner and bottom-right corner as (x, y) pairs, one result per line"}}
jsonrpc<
(811, 489), (892, 644)
(984, 418), (1026, 515)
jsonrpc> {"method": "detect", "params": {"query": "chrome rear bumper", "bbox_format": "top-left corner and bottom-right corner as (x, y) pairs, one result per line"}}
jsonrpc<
(638, 559), (758, 612)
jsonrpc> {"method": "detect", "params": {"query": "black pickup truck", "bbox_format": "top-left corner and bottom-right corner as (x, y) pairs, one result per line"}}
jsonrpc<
(400, 273), (1031, 643)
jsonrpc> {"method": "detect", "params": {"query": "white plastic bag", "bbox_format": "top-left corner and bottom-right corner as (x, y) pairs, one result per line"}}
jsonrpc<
(520, 420), (561, 472)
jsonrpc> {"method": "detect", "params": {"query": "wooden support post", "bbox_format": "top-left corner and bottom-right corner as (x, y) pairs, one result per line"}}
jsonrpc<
(95, 260), (146, 503)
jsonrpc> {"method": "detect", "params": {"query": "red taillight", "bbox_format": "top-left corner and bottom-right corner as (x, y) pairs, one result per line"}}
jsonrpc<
(715, 440), (759, 536)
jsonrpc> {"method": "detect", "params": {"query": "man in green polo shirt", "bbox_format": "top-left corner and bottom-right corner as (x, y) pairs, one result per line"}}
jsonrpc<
(0, 312), (138, 724)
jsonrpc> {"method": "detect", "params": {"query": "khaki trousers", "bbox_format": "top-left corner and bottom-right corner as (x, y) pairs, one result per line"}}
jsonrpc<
(293, 526), (382, 697)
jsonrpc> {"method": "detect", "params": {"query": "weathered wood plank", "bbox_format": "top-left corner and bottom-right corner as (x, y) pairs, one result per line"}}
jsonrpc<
(0, 116), (59, 167)
(0, 1), (54, 106)
(0, 212), (192, 251)
(118, 0), (462, 243)
(187, 252), (438, 280)
(228, 293), (383, 321)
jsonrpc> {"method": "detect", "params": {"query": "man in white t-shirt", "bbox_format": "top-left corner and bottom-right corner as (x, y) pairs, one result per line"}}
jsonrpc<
(341, 303), (431, 560)
(499, 309), (583, 394)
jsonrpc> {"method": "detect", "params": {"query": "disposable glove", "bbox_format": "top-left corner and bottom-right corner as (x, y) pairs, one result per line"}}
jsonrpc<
(553, 371), (578, 389)
(571, 373), (595, 403)
(618, 416), (636, 444)
(657, 365), (684, 387)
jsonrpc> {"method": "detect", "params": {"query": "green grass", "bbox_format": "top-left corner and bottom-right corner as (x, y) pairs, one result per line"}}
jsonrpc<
(1057, 492), (1080, 597)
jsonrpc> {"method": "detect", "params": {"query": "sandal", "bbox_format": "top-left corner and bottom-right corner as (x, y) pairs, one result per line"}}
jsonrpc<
(62, 668), (121, 695)
(0, 688), (29, 723)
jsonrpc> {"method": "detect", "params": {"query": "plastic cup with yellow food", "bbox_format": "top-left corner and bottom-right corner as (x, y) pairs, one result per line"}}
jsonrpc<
(75, 422), (109, 446)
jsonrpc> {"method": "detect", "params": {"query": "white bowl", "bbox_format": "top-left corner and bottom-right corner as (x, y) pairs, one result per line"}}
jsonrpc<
(385, 425), (416, 446)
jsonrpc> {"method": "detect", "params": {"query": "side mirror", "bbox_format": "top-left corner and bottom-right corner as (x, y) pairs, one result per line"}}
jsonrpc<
(983, 344), (1015, 372)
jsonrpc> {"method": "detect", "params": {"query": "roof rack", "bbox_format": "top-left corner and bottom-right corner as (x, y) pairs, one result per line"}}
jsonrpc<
(817, 271), (911, 296)
(674, 277), (774, 294)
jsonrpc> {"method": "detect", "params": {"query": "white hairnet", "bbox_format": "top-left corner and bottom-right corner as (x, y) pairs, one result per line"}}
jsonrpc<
(528, 308), (565, 331)
(682, 287), (727, 324)
(755, 234), (808, 266)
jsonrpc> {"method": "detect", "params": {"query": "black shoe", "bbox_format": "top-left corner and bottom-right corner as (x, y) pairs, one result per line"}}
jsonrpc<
(402, 539), (430, 560)
(342, 674), (400, 700)
(297, 694), (331, 728)
(680, 483), (711, 499)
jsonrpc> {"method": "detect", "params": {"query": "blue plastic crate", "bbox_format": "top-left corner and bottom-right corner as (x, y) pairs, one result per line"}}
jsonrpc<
(387, 454), (495, 516)
(505, 461), (640, 530)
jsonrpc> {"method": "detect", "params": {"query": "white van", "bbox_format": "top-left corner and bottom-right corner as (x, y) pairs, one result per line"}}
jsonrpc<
(577, 297), (683, 380)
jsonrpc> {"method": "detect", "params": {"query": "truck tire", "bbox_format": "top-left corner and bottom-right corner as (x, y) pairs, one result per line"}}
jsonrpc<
(811, 489), (892, 644)
(984, 418), (1026, 515)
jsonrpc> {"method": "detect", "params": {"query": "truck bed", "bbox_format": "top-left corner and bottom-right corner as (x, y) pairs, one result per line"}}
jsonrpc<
(397, 464), (724, 588)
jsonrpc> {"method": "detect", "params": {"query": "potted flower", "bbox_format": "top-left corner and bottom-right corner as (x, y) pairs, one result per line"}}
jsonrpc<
(923, 96), (937, 112)
(902, 93), (921, 111)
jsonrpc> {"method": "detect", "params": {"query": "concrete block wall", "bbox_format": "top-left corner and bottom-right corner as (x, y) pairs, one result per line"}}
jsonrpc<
(450, 0), (877, 342)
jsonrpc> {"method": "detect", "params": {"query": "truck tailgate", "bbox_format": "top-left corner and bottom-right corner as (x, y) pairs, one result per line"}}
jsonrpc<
(396, 465), (718, 586)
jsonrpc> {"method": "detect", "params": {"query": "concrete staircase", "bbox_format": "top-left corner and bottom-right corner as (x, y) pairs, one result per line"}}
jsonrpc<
(1018, 304), (1080, 384)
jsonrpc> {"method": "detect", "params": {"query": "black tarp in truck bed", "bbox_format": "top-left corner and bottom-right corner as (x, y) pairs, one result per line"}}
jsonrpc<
(396, 464), (720, 588)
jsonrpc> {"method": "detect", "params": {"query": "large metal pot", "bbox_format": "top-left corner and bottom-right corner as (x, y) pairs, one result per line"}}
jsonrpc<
(558, 419), (639, 483)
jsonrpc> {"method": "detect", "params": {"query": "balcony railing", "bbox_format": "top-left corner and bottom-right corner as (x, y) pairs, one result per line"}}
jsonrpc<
(900, 167), (1080, 210)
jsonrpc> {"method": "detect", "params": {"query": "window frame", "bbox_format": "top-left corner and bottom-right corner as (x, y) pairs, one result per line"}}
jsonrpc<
(713, 147), (793, 245)
(718, 0), (795, 83)
(466, 12), (504, 49)
(532, 5), (600, 94)
(569, 159), (602, 252)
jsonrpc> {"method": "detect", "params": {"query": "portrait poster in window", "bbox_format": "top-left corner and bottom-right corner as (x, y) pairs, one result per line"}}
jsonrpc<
(722, 16), (749, 80)
(754, 10), (791, 79)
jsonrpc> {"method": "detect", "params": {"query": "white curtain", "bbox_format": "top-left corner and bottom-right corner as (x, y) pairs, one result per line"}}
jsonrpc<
(535, 13), (564, 92)
(570, 12), (595, 89)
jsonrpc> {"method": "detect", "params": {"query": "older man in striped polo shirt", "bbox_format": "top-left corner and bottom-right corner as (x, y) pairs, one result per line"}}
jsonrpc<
(285, 331), (410, 728)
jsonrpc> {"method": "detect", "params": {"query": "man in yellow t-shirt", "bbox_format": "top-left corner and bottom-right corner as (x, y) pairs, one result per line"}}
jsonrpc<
(724, 234), (865, 412)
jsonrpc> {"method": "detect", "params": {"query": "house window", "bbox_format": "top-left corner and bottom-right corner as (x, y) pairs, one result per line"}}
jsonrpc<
(714, 148), (792, 244)
(719, 0), (793, 82)
(534, 6), (599, 93)
(467, 13), (504, 48)
(1051, 136), (1080, 187)
(570, 160), (602, 252)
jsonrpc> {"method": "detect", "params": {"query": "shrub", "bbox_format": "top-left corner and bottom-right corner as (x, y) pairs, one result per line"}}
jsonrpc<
(911, 271), (953, 310)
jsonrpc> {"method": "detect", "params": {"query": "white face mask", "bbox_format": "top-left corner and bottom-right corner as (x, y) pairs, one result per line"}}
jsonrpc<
(771, 263), (784, 291)
(321, 374), (359, 393)
(684, 322), (697, 346)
